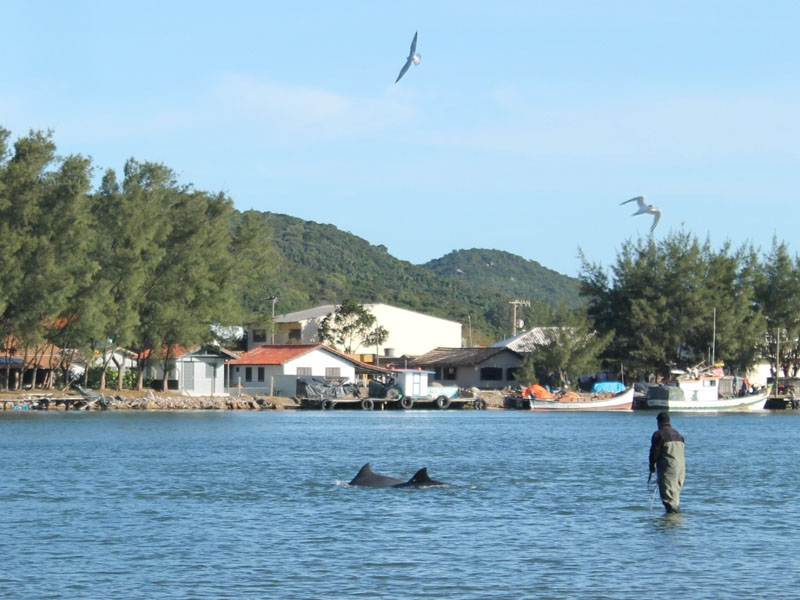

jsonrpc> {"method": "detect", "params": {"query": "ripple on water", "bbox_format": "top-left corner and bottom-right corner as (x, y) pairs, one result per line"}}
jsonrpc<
(1, 411), (800, 599)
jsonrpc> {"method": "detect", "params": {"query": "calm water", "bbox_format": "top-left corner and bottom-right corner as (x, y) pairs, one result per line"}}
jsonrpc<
(1, 409), (799, 599)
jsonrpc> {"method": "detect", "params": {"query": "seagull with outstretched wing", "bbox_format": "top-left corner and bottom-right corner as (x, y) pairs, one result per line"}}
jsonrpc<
(396, 31), (421, 83)
(620, 196), (661, 233)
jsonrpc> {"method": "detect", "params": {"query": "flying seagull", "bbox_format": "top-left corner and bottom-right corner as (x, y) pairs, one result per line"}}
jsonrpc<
(395, 31), (421, 83)
(620, 196), (661, 233)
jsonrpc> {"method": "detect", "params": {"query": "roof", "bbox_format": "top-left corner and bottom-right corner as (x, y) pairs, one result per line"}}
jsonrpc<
(491, 327), (568, 352)
(229, 343), (392, 374)
(229, 344), (323, 365)
(275, 305), (337, 323)
(408, 347), (522, 368)
(136, 344), (239, 361)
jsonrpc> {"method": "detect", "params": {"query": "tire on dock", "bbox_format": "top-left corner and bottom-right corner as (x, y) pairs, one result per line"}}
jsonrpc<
(435, 395), (451, 410)
(361, 398), (374, 411)
(400, 396), (414, 409)
(385, 386), (403, 400)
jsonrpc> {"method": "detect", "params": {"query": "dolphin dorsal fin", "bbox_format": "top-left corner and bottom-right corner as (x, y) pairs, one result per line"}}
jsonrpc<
(407, 467), (432, 485)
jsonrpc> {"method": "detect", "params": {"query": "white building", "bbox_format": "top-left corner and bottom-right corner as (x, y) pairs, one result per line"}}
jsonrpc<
(227, 343), (373, 397)
(247, 303), (463, 357)
(140, 345), (236, 397)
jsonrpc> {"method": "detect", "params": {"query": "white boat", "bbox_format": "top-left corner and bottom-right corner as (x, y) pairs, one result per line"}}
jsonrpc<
(528, 386), (634, 411)
(639, 375), (770, 412)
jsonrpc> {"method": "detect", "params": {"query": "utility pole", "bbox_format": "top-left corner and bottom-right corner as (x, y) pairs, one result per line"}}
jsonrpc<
(509, 299), (530, 336)
(269, 295), (279, 344)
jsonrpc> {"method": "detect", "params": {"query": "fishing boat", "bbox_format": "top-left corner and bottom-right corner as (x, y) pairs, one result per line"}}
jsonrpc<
(524, 383), (634, 411)
(635, 373), (770, 412)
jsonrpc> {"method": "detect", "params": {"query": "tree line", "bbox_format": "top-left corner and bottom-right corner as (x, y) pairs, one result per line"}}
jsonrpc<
(0, 128), (274, 391)
(3, 127), (798, 392)
(577, 232), (800, 383)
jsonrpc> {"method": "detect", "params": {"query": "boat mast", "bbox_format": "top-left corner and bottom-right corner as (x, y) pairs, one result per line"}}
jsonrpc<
(712, 307), (716, 365)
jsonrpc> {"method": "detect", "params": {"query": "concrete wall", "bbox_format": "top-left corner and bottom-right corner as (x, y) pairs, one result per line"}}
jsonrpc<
(228, 374), (298, 397)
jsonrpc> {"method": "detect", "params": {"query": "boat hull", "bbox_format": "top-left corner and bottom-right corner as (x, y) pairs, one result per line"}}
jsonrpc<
(529, 387), (633, 411)
(635, 388), (770, 412)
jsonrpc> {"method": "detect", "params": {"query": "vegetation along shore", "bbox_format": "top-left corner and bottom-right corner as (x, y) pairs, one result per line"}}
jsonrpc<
(2, 127), (799, 395)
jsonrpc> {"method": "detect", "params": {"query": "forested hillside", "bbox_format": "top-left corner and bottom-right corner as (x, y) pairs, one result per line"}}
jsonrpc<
(259, 213), (580, 342)
(423, 249), (581, 310)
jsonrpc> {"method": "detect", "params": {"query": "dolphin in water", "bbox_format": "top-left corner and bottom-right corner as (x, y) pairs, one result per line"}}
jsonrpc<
(392, 467), (448, 488)
(348, 463), (405, 488)
(348, 463), (450, 488)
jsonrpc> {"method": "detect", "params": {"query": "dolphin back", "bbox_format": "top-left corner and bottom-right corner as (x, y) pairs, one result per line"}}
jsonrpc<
(393, 467), (449, 488)
(348, 463), (405, 488)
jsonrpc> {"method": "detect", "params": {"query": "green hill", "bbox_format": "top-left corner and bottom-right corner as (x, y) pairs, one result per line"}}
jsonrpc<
(260, 212), (581, 342)
(422, 249), (581, 309)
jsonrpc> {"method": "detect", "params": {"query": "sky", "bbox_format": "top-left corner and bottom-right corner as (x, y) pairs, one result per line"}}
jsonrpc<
(3, 1), (799, 277)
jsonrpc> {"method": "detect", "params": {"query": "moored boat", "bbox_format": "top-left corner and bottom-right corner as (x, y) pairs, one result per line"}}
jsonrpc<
(635, 374), (770, 412)
(528, 385), (634, 411)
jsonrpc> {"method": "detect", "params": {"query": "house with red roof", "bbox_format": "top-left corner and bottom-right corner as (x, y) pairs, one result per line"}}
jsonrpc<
(227, 343), (385, 397)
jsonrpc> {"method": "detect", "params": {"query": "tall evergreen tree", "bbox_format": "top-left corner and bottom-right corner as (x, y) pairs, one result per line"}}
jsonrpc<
(754, 239), (800, 377)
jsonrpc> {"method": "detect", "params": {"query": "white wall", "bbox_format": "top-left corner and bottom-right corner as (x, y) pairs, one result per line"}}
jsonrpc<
(178, 357), (226, 397)
(283, 304), (463, 357)
(228, 349), (356, 397)
(284, 352), (355, 381)
(370, 305), (462, 357)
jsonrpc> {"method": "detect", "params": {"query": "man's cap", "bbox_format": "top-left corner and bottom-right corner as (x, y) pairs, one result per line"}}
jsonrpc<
(657, 411), (670, 423)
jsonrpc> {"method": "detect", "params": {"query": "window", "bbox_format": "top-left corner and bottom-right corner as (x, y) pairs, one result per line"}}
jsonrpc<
(443, 367), (457, 381)
(506, 367), (519, 381)
(245, 367), (252, 382)
(288, 329), (301, 342)
(252, 329), (267, 343)
(325, 367), (341, 378)
(206, 362), (215, 378)
(480, 367), (503, 381)
(258, 367), (265, 382)
(297, 367), (312, 376)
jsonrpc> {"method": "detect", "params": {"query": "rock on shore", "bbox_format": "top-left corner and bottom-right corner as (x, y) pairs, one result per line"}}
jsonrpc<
(108, 393), (296, 411)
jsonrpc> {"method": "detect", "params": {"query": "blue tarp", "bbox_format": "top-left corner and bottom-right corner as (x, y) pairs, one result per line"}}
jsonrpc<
(591, 381), (626, 394)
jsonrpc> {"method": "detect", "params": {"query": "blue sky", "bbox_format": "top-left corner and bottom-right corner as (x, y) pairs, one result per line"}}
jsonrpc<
(3, 1), (798, 277)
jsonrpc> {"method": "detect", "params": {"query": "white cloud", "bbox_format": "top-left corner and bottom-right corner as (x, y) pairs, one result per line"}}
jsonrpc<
(209, 74), (418, 139)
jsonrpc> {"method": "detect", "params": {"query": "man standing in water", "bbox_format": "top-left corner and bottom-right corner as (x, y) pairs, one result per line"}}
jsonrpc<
(649, 412), (685, 513)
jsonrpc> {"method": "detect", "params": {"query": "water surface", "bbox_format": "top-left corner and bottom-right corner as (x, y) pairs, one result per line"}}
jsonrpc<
(2, 410), (798, 599)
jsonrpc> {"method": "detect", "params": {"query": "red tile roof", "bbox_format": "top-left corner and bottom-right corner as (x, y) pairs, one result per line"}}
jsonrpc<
(228, 344), (394, 374)
(228, 344), (324, 366)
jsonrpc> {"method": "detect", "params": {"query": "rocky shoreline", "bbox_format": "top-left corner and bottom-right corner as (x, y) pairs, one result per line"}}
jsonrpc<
(0, 391), (299, 411)
(1, 389), (507, 411)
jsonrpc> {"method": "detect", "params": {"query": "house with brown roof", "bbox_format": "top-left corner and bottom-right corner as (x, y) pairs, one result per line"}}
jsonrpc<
(407, 347), (523, 390)
(227, 343), (387, 397)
